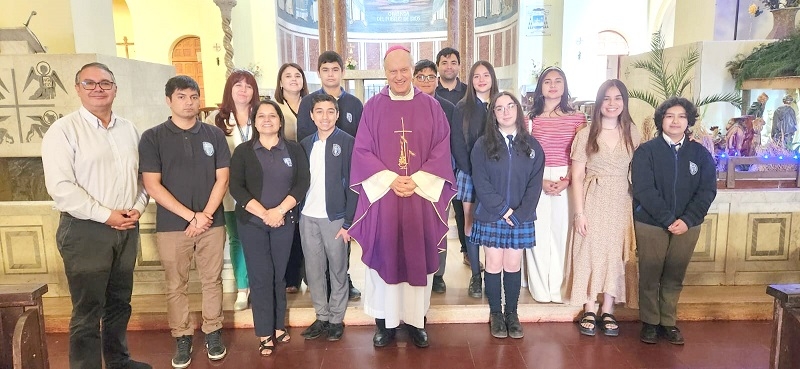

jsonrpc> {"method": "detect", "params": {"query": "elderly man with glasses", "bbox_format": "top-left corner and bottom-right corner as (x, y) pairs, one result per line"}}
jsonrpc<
(42, 62), (151, 369)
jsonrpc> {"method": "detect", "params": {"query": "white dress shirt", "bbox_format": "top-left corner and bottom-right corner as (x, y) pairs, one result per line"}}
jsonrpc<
(42, 106), (148, 223)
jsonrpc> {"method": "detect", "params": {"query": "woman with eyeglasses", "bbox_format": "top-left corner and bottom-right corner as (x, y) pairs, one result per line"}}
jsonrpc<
(451, 60), (499, 299)
(564, 79), (641, 337)
(524, 66), (587, 304)
(274, 63), (310, 294)
(470, 91), (545, 338)
(205, 69), (260, 311)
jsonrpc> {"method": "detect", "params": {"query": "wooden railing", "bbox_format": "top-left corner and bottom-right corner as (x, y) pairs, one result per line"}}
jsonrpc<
(717, 154), (800, 188)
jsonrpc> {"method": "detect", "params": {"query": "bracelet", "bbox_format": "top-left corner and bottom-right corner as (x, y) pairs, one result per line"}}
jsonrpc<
(189, 213), (197, 224)
(559, 176), (571, 183)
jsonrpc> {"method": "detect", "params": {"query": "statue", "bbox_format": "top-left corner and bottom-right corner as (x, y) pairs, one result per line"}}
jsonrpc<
(746, 92), (769, 118)
(771, 95), (797, 149)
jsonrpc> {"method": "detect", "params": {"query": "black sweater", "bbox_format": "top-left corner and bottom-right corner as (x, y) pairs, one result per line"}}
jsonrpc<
(631, 137), (717, 229)
(451, 96), (488, 175)
(296, 88), (364, 142)
(299, 128), (358, 229)
(229, 139), (310, 224)
(470, 134), (545, 225)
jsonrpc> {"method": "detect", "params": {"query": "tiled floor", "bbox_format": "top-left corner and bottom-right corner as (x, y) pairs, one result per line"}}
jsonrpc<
(46, 320), (771, 369)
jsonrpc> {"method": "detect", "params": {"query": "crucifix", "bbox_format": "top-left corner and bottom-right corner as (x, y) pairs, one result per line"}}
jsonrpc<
(116, 36), (134, 58)
(394, 117), (415, 175)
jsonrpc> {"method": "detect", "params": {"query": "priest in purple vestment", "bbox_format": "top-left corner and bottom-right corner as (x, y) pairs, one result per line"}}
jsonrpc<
(349, 45), (457, 348)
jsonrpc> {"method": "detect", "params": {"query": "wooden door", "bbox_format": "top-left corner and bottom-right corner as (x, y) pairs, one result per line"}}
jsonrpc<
(171, 36), (205, 108)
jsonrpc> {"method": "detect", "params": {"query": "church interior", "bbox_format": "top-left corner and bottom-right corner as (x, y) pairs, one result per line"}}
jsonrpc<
(1, 0), (799, 368)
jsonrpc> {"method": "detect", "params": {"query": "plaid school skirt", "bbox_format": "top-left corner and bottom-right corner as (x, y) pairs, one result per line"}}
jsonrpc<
(470, 219), (536, 249)
(455, 170), (476, 203)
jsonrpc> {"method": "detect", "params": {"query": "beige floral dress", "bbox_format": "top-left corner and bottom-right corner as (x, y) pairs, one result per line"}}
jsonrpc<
(565, 126), (642, 307)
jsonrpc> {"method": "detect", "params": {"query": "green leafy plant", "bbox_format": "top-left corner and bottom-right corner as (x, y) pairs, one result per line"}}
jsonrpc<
(732, 33), (800, 88)
(628, 30), (742, 110)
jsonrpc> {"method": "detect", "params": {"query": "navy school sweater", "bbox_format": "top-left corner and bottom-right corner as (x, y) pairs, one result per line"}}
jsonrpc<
(296, 88), (364, 142)
(470, 133), (546, 225)
(299, 127), (358, 229)
(631, 137), (717, 229)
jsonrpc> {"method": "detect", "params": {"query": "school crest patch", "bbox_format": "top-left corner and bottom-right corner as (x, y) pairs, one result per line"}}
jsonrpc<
(529, 150), (536, 159)
(347, 112), (353, 123)
(202, 142), (214, 156)
(332, 143), (342, 157)
(283, 157), (293, 167)
(689, 161), (698, 175)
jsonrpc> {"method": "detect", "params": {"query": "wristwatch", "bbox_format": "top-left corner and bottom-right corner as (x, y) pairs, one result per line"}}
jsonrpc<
(277, 205), (287, 215)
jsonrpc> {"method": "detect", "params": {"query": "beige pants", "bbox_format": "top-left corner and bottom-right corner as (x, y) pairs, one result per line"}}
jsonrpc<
(156, 226), (225, 337)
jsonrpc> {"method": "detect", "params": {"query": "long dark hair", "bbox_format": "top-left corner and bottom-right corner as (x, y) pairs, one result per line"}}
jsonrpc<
(215, 70), (260, 135)
(529, 66), (576, 118)
(484, 92), (533, 161)
(459, 61), (498, 135)
(273, 63), (309, 104)
(249, 99), (286, 143)
(587, 79), (635, 156)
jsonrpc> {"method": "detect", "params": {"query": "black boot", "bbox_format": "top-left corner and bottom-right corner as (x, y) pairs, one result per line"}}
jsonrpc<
(373, 319), (395, 347)
(406, 323), (429, 348)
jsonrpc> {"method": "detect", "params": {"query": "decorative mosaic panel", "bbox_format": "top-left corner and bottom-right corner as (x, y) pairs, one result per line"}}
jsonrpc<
(745, 213), (792, 261)
(1, 225), (47, 274)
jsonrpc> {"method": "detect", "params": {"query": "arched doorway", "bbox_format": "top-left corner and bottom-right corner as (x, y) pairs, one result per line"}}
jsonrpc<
(597, 30), (630, 80)
(171, 36), (205, 108)
(112, 0), (135, 59)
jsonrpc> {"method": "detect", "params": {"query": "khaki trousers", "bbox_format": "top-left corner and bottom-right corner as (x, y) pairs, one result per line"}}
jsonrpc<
(635, 221), (701, 326)
(156, 226), (225, 337)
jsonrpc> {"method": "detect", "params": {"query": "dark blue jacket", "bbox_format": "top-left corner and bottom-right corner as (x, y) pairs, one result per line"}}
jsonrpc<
(299, 128), (358, 229)
(296, 88), (364, 142)
(631, 137), (717, 229)
(435, 94), (455, 127)
(451, 96), (488, 175)
(470, 133), (545, 225)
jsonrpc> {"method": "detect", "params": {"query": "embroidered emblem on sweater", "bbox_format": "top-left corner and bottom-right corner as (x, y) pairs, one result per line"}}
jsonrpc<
(332, 143), (342, 157)
(689, 161), (698, 175)
(283, 157), (293, 167)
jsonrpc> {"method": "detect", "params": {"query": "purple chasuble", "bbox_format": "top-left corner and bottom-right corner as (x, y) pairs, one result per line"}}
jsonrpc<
(349, 87), (457, 287)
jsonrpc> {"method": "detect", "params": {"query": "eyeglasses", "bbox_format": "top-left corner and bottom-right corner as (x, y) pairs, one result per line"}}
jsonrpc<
(494, 103), (517, 114)
(414, 75), (437, 82)
(80, 80), (115, 90)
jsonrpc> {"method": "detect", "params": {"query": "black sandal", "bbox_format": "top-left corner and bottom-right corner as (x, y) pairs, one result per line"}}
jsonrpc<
(578, 312), (597, 336)
(275, 329), (291, 343)
(259, 336), (275, 356)
(600, 313), (620, 337)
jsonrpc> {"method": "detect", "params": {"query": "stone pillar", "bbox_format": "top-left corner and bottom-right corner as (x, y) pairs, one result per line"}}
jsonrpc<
(459, 0), (474, 78)
(333, 0), (348, 57)
(446, 0), (460, 50)
(318, 0), (334, 53)
(214, 0), (237, 79)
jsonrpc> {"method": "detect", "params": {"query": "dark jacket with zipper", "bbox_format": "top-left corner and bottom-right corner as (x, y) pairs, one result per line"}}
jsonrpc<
(229, 138), (310, 224)
(470, 133), (545, 225)
(451, 96), (488, 175)
(631, 137), (717, 229)
(299, 128), (358, 229)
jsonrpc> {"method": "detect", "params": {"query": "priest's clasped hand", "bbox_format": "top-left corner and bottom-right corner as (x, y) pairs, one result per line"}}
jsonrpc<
(391, 176), (417, 197)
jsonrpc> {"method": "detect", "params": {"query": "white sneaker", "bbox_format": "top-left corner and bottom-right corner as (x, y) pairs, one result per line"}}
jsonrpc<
(233, 291), (249, 311)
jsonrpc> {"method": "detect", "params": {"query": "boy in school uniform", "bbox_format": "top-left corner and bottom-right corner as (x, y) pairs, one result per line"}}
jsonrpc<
(298, 94), (358, 340)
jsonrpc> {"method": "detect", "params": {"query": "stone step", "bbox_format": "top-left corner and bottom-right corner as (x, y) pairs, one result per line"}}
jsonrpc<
(41, 285), (773, 333)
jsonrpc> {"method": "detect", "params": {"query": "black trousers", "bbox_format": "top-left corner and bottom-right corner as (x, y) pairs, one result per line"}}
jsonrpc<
(56, 213), (138, 369)
(238, 219), (294, 336)
(284, 224), (305, 288)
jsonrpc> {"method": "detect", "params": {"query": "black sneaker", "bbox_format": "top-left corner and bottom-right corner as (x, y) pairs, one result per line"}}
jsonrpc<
(505, 312), (524, 339)
(302, 319), (329, 340)
(432, 275), (446, 293)
(659, 325), (685, 345)
(205, 329), (227, 361)
(348, 275), (361, 301)
(468, 274), (482, 298)
(327, 322), (345, 341)
(640, 323), (658, 344)
(172, 335), (192, 369)
(490, 312), (507, 338)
